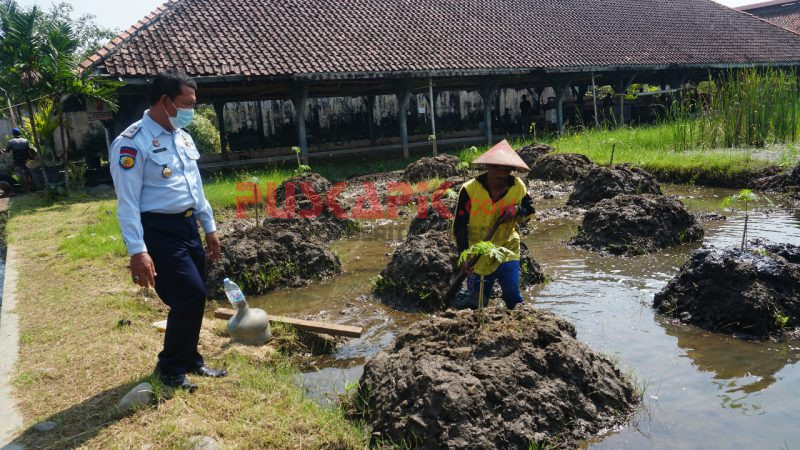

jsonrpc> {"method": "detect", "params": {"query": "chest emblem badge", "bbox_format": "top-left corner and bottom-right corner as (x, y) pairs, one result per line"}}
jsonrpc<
(152, 138), (160, 147)
(161, 165), (172, 179)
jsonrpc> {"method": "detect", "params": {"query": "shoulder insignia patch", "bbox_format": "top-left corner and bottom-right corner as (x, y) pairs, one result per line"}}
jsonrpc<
(119, 146), (137, 170)
(121, 124), (141, 139)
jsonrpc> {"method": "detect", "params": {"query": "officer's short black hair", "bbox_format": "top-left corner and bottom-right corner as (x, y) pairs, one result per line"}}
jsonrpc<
(150, 70), (197, 105)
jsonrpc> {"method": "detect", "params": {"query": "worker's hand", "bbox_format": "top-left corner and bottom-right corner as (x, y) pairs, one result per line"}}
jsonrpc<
(459, 260), (474, 275)
(130, 252), (156, 288)
(499, 205), (518, 223)
(206, 231), (221, 261)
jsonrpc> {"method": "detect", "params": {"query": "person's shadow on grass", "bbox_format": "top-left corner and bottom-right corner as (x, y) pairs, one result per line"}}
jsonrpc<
(7, 374), (160, 449)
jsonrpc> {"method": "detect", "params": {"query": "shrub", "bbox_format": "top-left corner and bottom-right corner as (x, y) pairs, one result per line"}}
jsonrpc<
(187, 105), (221, 154)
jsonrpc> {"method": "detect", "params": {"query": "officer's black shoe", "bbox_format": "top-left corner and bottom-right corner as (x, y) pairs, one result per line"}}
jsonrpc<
(190, 365), (228, 378)
(160, 374), (198, 393)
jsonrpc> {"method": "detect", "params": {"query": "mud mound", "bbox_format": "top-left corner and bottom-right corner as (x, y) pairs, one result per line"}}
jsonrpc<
(520, 242), (547, 285)
(404, 154), (465, 183)
(206, 228), (341, 298)
(568, 164), (662, 207)
(570, 194), (704, 255)
(355, 306), (638, 449)
(266, 172), (359, 241)
(407, 197), (456, 236)
(529, 153), (595, 181)
(653, 241), (800, 339)
(375, 230), (546, 311)
(516, 143), (553, 168)
(373, 230), (457, 312)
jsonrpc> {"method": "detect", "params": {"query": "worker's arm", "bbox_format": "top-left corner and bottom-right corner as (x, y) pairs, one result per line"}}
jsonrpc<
(453, 186), (471, 254)
(516, 193), (535, 219)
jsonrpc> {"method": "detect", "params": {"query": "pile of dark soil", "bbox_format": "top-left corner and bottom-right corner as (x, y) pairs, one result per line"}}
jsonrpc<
(520, 242), (547, 285)
(404, 154), (465, 183)
(653, 240), (800, 339)
(373, 230), (458, 312)
(375, 230), (546, 311)
(206, 228), (341, 298)
(354, 306), (638, 449)
(516, 143), (553, 168)
(407, 196), (456, 236)
(529, 153), (595, 181)
(568, 164), (662, 207)
(570, 194), (704, 255)
(265, 172), (359, 241)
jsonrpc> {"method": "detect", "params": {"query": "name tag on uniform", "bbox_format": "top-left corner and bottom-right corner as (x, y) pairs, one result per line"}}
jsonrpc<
(153, 148), (167, 153)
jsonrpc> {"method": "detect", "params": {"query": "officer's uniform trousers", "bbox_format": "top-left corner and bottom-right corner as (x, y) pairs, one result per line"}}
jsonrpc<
(142, 209), (207, 376)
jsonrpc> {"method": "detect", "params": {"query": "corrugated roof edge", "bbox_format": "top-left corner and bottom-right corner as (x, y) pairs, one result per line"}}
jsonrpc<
(78, 0), (180, 75)
(107, 61), (800, 85)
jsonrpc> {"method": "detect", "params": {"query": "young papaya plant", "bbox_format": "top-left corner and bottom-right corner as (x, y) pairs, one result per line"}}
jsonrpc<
(458, 241), (513, 321)
(722, 189), (758, 251)
(292, 146), (311, 176)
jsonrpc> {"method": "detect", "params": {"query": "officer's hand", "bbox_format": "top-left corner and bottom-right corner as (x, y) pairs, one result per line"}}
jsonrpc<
(499, 205), (517, 223)
(206, 232), (221, 261)
(130, 252), (156, 288)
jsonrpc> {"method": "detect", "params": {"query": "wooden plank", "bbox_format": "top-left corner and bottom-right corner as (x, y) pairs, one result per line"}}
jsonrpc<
(152, 320), (167, 332)
(213, 308), (363, 338)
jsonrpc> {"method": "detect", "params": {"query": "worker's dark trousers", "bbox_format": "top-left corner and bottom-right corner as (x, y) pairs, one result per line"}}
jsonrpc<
(141, 211), (207, 376)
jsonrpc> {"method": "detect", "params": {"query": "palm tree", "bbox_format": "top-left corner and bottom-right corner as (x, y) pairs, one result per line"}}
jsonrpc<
(0, 3), (47, 151)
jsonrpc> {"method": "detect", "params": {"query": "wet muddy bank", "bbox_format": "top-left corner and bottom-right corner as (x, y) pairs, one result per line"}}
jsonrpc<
(353, 306), (639, 449)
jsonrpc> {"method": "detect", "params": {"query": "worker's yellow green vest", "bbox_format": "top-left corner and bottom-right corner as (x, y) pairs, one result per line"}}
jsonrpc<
(456, 176), (527, 276)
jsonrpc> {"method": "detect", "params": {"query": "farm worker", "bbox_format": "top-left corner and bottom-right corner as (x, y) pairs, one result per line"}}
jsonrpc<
(109, 70), (226, 393)
(4, 127), (35, 192)
(451, 139), (535, 310)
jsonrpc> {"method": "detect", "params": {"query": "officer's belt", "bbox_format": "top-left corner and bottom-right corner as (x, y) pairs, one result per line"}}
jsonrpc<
(142, 208), (194, 218)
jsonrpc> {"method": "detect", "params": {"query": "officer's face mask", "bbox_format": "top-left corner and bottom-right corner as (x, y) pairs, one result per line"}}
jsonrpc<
(164, 96), (195, 129)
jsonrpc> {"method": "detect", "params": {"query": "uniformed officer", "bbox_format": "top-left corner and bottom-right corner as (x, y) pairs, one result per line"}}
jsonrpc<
(110, 70), (225, 392)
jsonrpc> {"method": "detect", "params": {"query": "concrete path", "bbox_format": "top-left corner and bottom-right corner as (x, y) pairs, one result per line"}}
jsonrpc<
(0, 245), (23, 446)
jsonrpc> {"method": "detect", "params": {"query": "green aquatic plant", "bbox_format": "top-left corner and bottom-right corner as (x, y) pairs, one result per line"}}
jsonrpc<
(776, 313), (790, 330)
(722, 189), (758, 251)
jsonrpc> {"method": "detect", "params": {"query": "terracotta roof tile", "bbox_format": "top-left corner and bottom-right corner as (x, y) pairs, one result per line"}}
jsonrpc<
(82, 0), (800, 78)
(741, 1), (800, 34)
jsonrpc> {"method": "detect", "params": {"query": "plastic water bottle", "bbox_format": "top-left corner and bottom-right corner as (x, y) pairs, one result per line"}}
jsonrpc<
(223, 278), (247, 309)
(222, 278), (271, 345)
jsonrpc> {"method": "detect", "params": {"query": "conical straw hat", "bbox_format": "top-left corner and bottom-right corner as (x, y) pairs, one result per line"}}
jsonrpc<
(472, 139), (530, 171)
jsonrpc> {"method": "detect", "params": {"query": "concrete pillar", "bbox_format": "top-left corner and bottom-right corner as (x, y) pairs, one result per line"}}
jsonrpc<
(555, 87), (566, 135)
(614, 73), (637, 127)
(213, 102), (228, 153)
(395, 88), (412, 159)
(291, 83), (310, 163)
(255, 100), (265, 146)
(367, 95), (376, 141)
(480, 83), (498, 146)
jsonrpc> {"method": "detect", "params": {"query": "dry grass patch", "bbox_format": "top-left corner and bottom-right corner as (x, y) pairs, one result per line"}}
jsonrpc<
(7, 195), (366, 449)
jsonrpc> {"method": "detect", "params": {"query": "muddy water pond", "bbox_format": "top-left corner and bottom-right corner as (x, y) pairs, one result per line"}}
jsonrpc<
(249, 184), (800, 448)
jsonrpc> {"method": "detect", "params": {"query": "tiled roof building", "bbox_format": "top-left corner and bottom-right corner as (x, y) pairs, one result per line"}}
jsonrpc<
(84, 0), (800, 160)
(738, 0), (800, 34)
(85, 0), (800, 79)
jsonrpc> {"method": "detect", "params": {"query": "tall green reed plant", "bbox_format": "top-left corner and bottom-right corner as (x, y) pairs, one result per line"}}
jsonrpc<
(670, 68), (800, 150)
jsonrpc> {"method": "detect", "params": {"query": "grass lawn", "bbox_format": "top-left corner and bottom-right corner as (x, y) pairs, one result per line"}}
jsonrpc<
(6, 193), (366, 449)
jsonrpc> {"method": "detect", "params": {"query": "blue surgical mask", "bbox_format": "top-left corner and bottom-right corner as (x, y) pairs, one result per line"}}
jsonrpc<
(165, 98), (195, 129)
